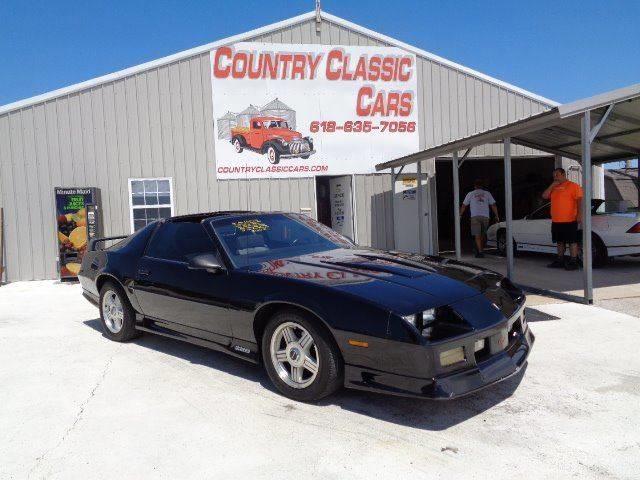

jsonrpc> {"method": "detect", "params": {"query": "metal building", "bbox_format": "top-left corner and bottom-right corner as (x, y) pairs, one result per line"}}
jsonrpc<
(0, 10), (555, 282)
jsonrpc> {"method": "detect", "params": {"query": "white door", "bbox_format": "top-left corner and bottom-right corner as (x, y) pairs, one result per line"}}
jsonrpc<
(514, 203), (553, 251)
(393, 175), (431, 253)
(329, 176), (354, 240)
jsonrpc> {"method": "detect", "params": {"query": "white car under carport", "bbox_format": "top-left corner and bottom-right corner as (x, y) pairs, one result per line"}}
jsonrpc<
(487, 200), (640, 266)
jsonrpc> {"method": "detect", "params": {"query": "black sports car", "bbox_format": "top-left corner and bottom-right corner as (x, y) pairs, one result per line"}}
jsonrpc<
(79, 211), (533, 402)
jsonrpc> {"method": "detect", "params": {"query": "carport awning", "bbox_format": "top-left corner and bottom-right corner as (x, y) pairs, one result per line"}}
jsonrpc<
(376, 83), (640, 170)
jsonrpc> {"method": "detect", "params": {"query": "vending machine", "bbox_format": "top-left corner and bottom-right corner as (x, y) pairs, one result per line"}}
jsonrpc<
(54, 187), (101, 280)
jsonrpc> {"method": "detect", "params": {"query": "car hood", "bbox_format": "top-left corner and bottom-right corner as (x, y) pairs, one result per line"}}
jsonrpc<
(267, 128), (304, 140)
(249, 248), (522, 316)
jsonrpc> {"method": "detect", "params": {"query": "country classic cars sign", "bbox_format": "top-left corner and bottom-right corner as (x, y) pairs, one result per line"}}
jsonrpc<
(210, 43), (419, 179)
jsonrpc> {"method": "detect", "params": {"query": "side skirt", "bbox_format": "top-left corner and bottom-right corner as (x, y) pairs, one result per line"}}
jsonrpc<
(82, 290), (99, 307)
(135, 317), (260, 365)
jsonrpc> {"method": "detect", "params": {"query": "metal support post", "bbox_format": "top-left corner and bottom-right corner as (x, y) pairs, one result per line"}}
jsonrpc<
(417, 161), (424, 254)
(452, 151), (462, 260)
(504, 138), (514, 280)
(391, 167), (395, 191)
(457, 148), (473, 168)
(390, 168), (395, 249)
(637, 158), (640, 209)
(581, 112), (594, 304)
(0, 207), (4, 284)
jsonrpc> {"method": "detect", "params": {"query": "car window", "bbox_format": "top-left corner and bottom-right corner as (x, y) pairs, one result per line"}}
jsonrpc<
(252, 121), (261, 129)
(210, 213), (353, 267)
(108, 221), (158, 253)
(529, 204), (551, 220)
(145, 221), (216, 262)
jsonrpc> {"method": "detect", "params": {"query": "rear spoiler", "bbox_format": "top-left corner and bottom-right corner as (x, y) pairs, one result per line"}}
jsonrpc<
(89, 235), (128, 252)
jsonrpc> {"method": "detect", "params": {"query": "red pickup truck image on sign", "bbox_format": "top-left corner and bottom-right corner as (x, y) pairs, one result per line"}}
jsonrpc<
(231, 117), (315, 165)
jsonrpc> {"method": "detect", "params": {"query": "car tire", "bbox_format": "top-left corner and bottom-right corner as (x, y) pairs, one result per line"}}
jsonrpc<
(497, 229), (517, 257)
(267, 146), (280, 165)
(99, 281), (140, 342)
(262, 309), (343, 402)
(300, 154), (310, 160)
(578, 233), (608, 268)
(233, 137), (243, 153)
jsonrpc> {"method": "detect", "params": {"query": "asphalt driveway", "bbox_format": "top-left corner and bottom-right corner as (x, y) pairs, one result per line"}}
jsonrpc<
(1, 281), (638, 479)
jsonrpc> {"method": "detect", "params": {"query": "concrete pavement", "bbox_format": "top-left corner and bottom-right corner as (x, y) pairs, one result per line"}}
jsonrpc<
(1, 281), (639, 479)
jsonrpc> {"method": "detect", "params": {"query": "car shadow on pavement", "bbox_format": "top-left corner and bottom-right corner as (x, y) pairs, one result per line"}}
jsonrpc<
(525, 307), (561, 322)
(84, 318), (527, 431)
(321, 365), (527, 431)
(83, 318), (275, 392)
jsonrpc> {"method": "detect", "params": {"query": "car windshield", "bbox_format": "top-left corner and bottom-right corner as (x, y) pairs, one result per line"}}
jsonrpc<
(595, 199), (639, 214)
(209, 213), (353, 267)
(266, 120), (288, 129)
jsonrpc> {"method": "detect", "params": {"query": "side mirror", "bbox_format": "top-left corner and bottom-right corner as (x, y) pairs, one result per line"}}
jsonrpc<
(188, 253), (226, 274)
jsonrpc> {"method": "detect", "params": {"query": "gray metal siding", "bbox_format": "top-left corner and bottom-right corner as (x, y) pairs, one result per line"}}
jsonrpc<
(0, 16), (553, 280)
(0, 52), (313, 281)
(354, 174), (394, 249)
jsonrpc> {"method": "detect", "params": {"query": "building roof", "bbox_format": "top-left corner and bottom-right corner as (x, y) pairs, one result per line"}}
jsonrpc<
(238, 105), (261, 115)
(261, 98), (294, 111)
(218, 111), (237, 120)
(0, 10), (557, 116)
(376, 83), (640, 170)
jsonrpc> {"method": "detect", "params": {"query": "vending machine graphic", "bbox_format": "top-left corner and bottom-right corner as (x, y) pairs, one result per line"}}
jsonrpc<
(54, 187), (101, 280)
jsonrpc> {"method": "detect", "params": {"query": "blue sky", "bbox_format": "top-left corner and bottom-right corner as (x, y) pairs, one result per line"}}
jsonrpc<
(1, 0), (638, 107)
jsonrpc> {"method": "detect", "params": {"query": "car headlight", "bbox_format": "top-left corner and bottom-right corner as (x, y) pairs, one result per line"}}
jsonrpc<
(401, 308), (436, 337)
(401, 313), (418, 327)
(400, 307), (471, 340)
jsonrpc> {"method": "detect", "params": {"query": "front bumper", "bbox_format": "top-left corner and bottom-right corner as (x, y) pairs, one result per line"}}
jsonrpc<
(344, 305), (534, 400)
(280, 149), (316, 159)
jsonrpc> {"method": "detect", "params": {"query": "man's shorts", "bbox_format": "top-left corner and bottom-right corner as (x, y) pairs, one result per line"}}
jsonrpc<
(470, 216), (489, 236)
(551, 221), (578, 244)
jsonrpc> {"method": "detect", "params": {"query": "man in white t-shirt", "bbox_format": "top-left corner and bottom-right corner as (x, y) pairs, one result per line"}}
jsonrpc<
(460, 179), (500, 258)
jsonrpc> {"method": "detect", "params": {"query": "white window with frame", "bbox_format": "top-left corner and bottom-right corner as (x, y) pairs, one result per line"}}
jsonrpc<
(128, 178), (174, 232)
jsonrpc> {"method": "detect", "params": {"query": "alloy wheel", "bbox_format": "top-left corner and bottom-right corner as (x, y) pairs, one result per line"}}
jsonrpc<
(102, 290), (124, 333)
(270, 321), (320, 389)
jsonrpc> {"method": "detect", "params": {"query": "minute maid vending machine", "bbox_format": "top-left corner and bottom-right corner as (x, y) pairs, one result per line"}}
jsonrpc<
(54, 187), (101, 280)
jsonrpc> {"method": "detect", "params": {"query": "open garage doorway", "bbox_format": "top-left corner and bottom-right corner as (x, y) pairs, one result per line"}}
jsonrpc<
(435, 157), (555, 253)
(315, 175), (355, 241)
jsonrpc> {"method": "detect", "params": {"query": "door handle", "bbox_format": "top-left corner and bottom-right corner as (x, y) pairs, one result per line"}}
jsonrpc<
(138, 268), (151, 276)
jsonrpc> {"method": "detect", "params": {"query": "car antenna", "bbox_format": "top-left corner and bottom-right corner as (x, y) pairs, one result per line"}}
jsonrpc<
(315, 0), (322, 33)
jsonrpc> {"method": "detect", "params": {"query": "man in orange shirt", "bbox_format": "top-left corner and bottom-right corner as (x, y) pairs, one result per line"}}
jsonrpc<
(542, 168), (583, 270)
